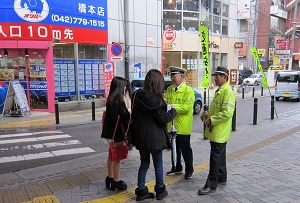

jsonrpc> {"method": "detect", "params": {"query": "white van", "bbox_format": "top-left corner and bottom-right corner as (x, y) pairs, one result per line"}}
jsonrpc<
(274, 71), (300, 102)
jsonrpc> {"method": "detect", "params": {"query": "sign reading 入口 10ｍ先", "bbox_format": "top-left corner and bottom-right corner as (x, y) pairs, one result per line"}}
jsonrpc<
(0, 0), (108, 44)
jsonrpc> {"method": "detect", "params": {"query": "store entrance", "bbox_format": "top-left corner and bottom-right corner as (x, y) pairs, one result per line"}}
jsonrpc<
(0, 49), (48, 111)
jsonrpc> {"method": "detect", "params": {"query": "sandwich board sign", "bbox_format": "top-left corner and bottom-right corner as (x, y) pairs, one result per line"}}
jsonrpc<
(2, 80), (30, 117)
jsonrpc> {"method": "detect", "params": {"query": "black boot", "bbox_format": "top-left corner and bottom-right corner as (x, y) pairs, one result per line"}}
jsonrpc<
(135, 187), (155, 201)
(155, 185), (168, 200)
(110, 180), (127, 191)
(105, 176), (113, 189)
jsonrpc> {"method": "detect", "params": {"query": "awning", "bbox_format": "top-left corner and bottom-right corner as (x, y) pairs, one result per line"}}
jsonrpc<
(294, 54), (300, 60)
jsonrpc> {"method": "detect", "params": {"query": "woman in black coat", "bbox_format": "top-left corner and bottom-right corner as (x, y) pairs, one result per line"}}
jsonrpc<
(101, 76), (131, 191)
(132, 69), (177, 201)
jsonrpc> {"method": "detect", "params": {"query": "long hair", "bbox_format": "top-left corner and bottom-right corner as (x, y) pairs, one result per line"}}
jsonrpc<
(107, 76), (128, 106)
(143, 69), (165, 97)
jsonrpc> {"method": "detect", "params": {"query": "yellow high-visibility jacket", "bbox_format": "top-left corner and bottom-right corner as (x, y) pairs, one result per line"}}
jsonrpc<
(165, 82), (194, 135)
(205, 82), (236, 143)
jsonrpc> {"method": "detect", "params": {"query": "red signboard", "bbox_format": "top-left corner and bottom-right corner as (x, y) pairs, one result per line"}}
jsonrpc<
(0, 22), (108, 44)
(163, 27), (176, 42)
(276, 39), (291, 50)
(103, 62), (115, 98)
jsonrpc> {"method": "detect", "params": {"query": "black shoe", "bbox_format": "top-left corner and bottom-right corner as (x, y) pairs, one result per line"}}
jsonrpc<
(218, 181), (227, 185)
(155, 185), (168, 200)
(105, 176), (113, 189)
(135, 187), (155, 201)
(111, 180), (127, 191)
(166, 168), (183, 176)
(184, 172), (194, 179)
(198, 186), (216, 195)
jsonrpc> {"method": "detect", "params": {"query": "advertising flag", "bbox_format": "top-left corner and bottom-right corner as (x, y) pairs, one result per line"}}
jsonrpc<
(250, 47), (268, 88)
(199, 26), (210, 88)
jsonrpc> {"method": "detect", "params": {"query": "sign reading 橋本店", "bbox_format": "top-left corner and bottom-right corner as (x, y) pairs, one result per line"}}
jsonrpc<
(0, 0), (108, 44)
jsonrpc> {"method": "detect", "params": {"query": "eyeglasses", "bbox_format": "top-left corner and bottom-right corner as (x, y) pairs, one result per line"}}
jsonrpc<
(213, 74), (224, 79)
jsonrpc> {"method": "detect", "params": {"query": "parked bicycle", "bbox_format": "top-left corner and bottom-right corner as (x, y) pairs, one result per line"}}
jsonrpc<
(237, 81), (250, 93)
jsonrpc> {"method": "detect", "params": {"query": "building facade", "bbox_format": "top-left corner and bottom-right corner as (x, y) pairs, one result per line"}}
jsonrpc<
(162, 0), (239, 88)
(0, 0), (161, 113)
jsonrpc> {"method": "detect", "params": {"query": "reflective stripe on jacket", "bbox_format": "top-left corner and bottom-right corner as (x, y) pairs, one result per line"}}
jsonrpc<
(205, 82), (236, 143)
(165, 82), (194, 135)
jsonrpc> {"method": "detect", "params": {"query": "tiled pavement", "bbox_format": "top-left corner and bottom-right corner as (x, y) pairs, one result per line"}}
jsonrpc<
(1, 87), (300, 202)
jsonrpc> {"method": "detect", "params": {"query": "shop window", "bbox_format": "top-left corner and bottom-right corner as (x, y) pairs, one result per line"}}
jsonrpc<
(213, 0), (221, 16)
(78, 44), (106, 59)
(182, 52), (198, 88)
(183, 0), (199, 11)
(163, 52), (181, 75)
(53, 43), (75, 58)
(163, 11), (182, 31)
(222, 19), (228, 35)
(183, 12), (199, 32)
(163, 0), (180, 10)
(221, 53), (228, 67)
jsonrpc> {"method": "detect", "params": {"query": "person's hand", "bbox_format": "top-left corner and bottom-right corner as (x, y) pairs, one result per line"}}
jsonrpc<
(205, 117), (213, 132)
(201, 112), (208, 122)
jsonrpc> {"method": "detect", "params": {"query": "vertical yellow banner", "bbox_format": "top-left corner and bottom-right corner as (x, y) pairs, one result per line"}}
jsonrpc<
(250, 47), (268, 88)
(199, 25), (210, 88)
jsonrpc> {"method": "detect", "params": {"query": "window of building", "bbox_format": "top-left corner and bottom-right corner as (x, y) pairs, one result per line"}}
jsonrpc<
(221, 53), (228, 67)
(183, 0), (199, 12)
(222, 19), (228, 35)
(164, 52), (181, 75)
(213, 16), (221, 34)
(53, 43), (75, 58)
(222, 3), (229, 17)
(163, 11), (182, 30)
(78, 44), (106, 59)
(212, 53), (219, 70)
(213, 0), (221, 15)
(182, 52), (198, 87)
(183, 12), (199, 32)
(240, 19), (248, 32)
(163, 0), (181, 10)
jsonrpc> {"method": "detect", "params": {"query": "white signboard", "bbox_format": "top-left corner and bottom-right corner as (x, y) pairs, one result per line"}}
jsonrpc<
(2, 80), (30, 116)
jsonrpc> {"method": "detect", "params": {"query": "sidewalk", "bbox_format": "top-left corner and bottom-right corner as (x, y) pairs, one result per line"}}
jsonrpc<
(1, 88), (300, 203)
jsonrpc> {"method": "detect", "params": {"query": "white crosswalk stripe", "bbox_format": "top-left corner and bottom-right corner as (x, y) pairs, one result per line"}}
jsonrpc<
(0, 130), (95, 164)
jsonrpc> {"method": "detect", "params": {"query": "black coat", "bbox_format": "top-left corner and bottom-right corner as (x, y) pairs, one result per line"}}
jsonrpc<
(132, 89), (177, 152)
(101, 99), (130, 142)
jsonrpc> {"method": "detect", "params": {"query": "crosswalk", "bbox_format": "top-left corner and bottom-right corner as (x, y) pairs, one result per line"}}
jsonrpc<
(0, 130), (95, 164)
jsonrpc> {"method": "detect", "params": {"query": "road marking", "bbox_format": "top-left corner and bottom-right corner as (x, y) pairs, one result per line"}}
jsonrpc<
(0, 140), (81, 151)
(0, 147), (95, 163)
(0, 130), (63, 139)
(0, 134), (71, 144)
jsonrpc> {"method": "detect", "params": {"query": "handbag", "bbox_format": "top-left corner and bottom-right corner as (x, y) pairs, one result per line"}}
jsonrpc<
(109, 115), (128, 161)
(125, 92), (136, 148)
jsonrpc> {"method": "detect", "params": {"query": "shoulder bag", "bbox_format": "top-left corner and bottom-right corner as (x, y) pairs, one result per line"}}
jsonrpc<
(109, 115), (128, 161)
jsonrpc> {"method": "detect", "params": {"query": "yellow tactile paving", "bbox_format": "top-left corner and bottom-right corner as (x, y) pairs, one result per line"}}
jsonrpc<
(0, 121), (52, 128)
(63, 174), (91, 187)
(24, 184), (52, 200)
(44, 178), (73, 192)
(2, 188), (30, 203)
(21, 195), (60, 203)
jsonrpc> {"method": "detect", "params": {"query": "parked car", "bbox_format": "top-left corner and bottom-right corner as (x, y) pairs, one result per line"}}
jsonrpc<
(238, 70), (253, 85)
(131, 77), (203, 114)
(243, 74), (262, 85)
(275, 70), (300, 102)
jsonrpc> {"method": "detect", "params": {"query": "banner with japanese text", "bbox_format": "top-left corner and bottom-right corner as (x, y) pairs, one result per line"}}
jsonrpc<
(199, 25), (210, 88)
(0, 0), (108, 44)
(250, 47), (268, 88)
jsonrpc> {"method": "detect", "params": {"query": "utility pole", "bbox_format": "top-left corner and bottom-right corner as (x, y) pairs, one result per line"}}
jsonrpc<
(289, 0), (298, 70)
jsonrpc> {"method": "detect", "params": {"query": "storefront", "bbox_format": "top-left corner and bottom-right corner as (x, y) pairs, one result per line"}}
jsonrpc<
(162, 0), (239, 88)
(0, 0), (108, 113)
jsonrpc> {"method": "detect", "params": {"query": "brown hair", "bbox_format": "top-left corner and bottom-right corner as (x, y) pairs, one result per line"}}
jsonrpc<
(143, 69), (165, 97)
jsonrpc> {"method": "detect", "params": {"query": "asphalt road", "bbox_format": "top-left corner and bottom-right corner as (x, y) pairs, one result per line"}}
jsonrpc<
(0, 96), (299, 174)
